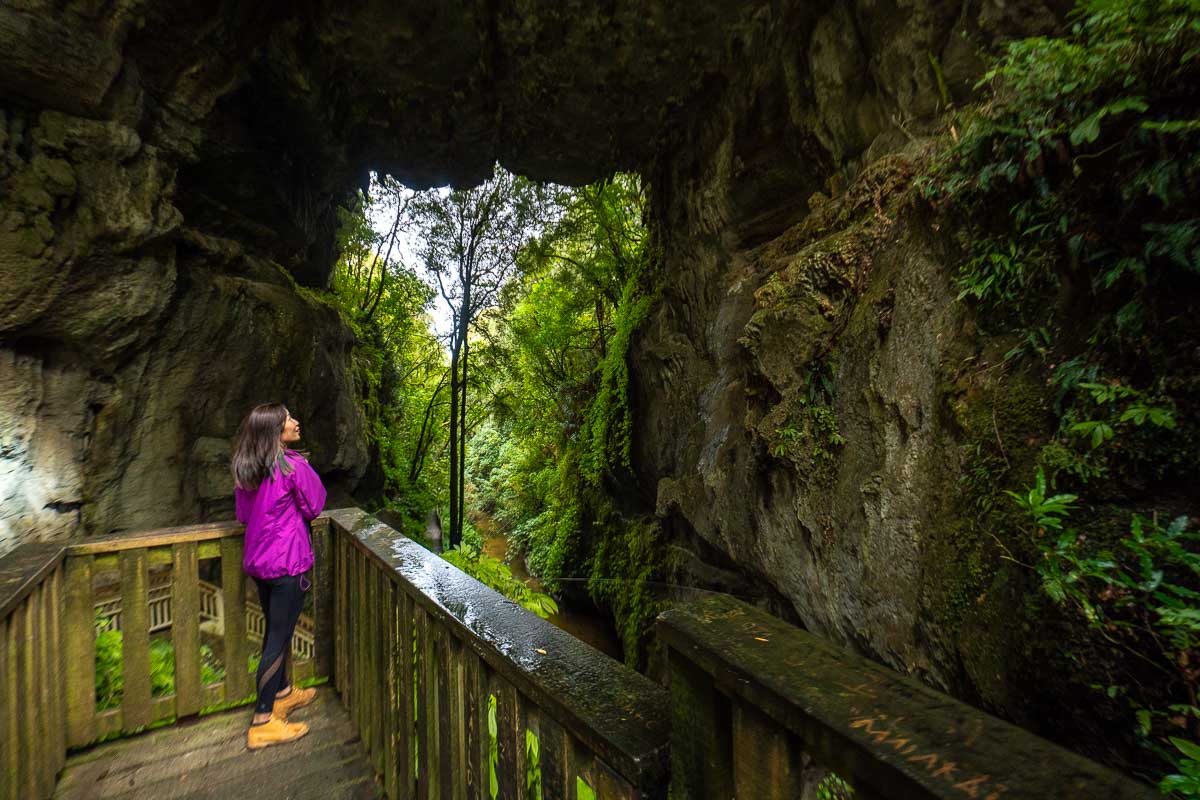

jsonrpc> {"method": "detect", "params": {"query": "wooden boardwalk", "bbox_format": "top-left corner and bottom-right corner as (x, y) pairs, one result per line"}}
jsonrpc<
(52, 689), (383, 800)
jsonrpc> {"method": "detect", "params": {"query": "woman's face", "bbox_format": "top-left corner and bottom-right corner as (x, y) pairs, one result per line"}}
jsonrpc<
(280, 410), (301, 444)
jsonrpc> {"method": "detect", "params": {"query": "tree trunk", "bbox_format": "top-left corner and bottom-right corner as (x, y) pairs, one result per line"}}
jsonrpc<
(457, 334), (469, 546)
(447, 342), (460, 548)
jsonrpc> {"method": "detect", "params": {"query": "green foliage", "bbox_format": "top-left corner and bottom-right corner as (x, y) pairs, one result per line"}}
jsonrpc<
(464, 175), (666, 667)
(330, 177), (449, 538)
(1007, 470), (1200, 791)
(442, 543), (559, 618)
(1003, 467), (1078, 532)
(1164, 738), (1200, 796)
(94, 613), (251, 711)
(817, 773), (855, 800)
(923, 0), (1200, 340)
(487, 693), (499, 799)
(525, 729), (542, 800)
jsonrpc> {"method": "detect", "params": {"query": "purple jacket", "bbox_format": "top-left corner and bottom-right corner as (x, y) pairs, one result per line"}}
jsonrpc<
(235, 450), (326, 579)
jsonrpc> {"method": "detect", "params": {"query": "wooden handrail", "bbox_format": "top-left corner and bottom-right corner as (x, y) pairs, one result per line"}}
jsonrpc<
(657, 594), (1157, 800)
(327, 507), (671, 798)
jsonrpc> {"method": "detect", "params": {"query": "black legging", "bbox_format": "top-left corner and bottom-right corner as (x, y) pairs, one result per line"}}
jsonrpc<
(252, 574), (307, 715)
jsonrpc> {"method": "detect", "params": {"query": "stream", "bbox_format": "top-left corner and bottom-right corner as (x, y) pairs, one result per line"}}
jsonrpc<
(476, 518), (625, 662)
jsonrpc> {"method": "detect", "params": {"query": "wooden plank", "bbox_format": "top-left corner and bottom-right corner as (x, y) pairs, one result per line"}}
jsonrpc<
(591, 758), (635, 800)
(220, 538), (251, 703)
(538, 715), (571, 800)
(382, 580), (399, 800)
(0, 615), (14, 800)
(19, 597), (38, 799)
(173, 542), (203, 719)
(67, 521), (243, 555)
(665, 648), (732, 800)
(369, 562), (384, 776)
(416, 605), (436, 800)
(63, 555), (96, 747)
(446, 635), (467, 800)
(120, 549), (153, 731)
(49, 566), (66, 777)
(311, 519), (334, 680)
(463, 651), (485, 800)
(37, 580), (56, 795)
(732, 700), (804, 799)
(399, 591), (416, 800)
(436, 627), (454, 794)
(354, 547), (366, 743)
(572, 740), (597, 800)
(334, 533), (347, 703)
(491, 676), (520, 800)
(0, 542), (65, 621)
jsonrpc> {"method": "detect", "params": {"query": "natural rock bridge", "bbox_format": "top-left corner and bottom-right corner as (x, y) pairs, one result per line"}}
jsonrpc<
(0, 510), (1154, 799)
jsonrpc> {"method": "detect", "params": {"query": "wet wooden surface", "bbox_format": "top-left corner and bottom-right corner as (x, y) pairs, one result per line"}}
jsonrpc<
(53, 688), (383, 800)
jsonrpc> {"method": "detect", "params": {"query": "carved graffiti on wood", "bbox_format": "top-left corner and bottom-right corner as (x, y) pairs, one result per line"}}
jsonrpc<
(847, 713), (1010, 800)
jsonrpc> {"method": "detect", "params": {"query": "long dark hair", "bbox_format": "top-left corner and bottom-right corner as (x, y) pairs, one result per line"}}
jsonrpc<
(231, 403), (294, 490)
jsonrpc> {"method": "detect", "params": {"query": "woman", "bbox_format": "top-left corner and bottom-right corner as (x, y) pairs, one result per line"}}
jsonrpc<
(231, 403), (327, 750)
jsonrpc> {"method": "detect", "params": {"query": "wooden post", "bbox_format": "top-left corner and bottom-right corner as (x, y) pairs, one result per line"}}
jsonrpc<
(446, 635), (467, 800)
(120, 549), (153, 731)
(382, 580), (400, 800)
(732, 700), (806, 799)
(48, 567), (65, 778)
(311, 519), (334, 681)
(172, 542), (202, 719)
(416, 605), (437, 800)
(63, 554), (96, 748)
(537, 715), (571, 800)
(463, 653), (486, 800)
(399, 591), (416, 800)
(491, 676), (521, 800)
(220, 537), (251, 703)
(1, 613), (15, 800)
(665, 646), (733, 800)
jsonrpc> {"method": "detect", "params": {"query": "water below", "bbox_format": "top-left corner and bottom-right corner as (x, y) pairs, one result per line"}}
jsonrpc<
(479, 524), (625, 662)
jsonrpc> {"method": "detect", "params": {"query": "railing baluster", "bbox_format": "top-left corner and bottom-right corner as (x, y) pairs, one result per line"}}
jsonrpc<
(382, 578), (399, 800)
(311, 519), (334, 680)
(63, 555), (95, 747)
(732, 701), (803, 799)
(220, 537), (250, 703)
(463, 652), (486, 800)
(1, 613), (14, 800)
(18, 598), (37, 799)
(370, 563), (385, 775)
(537, 715), (571, 800)
(491, 675), (521, 800)
(446, 635), (467, 800)
(172, 542), (202, 719)
(354, 548), (365, 746)
(416, 604), (436, 800)
(436, 626), (454, 793)
(37, 580), (56, 795)
(335, 534), (348, 708)
(665, 651), (732, 800)
(119, 549), (152, 731)
(49, 567), (66, 776)
(399, 591), (416, 800)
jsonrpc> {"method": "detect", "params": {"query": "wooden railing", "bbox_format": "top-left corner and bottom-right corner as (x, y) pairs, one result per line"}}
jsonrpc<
(1, 510), (1163, 800)
(94, 576), (317, 661)
(0, 543), (67, 800)
(657, 594), (1157, 800)
(327, 508), (670, 799)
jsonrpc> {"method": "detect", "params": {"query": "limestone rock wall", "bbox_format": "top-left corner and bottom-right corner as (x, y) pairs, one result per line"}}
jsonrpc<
(630, 0), (1070, 738)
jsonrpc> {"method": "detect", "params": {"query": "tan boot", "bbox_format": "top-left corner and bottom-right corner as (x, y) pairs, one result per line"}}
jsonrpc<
(247, 716), (309, 750)
(272, 686), (317, 720)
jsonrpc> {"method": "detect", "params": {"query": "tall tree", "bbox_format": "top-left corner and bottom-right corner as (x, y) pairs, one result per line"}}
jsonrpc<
(412, 164), (552, 547)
